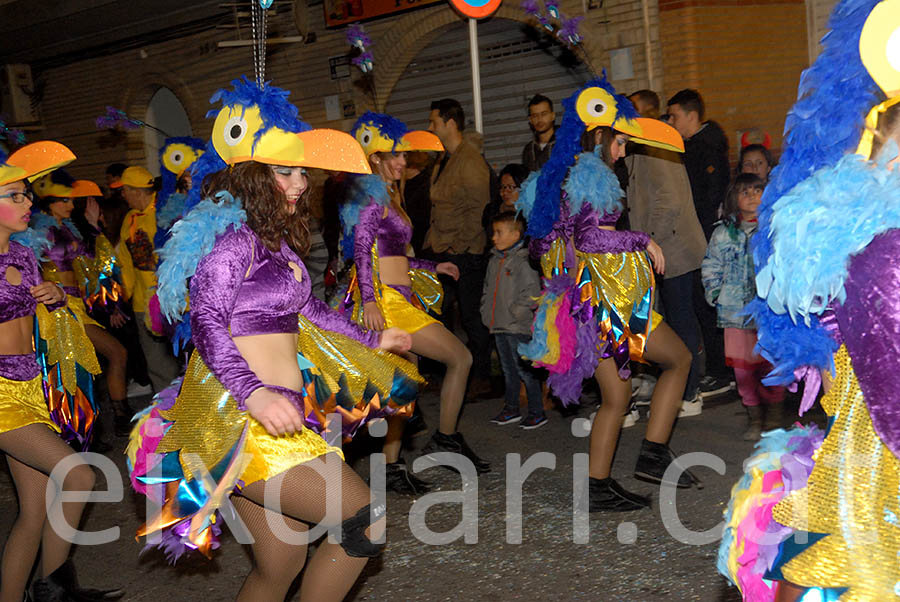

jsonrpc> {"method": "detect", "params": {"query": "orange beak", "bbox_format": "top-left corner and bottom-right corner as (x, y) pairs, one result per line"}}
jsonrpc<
(294, 129), (372, 174)
(614, 117), (685, 153)
(7, 141), (77, 183)
(399, 130), (444, 153)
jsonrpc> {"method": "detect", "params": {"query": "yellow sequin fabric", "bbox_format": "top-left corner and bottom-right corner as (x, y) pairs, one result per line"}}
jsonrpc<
(153, 352), (340, 484)
(0, 373), (60, 434)
(64, 295), (101, 329)
(348, 244), (441, 334)
(540, 237), (567, 279)
(35, 304), (100, 393)
(773, 345), (900, 600)
(575, 250), (662, 361)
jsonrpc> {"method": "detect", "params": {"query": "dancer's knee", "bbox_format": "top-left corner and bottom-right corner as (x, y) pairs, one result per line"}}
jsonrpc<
(62, 461), (95, 494)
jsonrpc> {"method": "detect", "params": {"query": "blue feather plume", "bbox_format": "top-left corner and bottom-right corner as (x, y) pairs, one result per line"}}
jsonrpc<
(182, 140), (226, 216)
(156, 191), (246, 322)
(563, 151), (623, 217)
(339, 174), (389, 261)
(749, 0), (883, 379)
(515, 171), (540, 221)
(10, 225), (52, 258)
(350, 112), (409, 152)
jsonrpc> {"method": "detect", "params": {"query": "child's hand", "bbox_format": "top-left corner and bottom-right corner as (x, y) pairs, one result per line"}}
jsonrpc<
(363, 301), (386, 331)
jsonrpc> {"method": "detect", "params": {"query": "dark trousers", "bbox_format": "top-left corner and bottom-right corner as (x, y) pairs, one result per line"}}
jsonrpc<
(495, 333), (544, 418)
(692, 271), (728, 379)
(657, 270), (702, 399)
(429, 251), (492, 379)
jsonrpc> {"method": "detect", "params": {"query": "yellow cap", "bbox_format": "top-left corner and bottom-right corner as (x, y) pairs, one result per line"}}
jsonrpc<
(120, 166), (155, 188)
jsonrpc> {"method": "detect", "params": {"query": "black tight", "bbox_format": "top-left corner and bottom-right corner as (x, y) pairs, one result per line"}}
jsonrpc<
(589, 321), (690, 479)
(233, 453), (382, 602)
(0, 424), (95, 602)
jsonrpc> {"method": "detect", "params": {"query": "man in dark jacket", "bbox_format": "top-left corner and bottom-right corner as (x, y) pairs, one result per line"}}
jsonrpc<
(666, 89), (734, 399)
(667, 89), (730, 241)
(521, 94), (556, 171)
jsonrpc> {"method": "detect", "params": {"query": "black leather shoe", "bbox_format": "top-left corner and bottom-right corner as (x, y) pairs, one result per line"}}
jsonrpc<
(420, 431), (491, 473)
(634, 439), (700, 488)
(385, 460), (431, 495)
(31, 560), (124, 601)
(588, 477), (650, 512)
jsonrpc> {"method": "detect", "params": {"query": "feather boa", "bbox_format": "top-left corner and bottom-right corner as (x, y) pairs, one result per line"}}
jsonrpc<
(717, 424), (825, 601)
(749, 0), (883, 384)
(515, 170), (541, 221)
(12, 213), (80, 259)
(563, 151), (624, 217)
(339, 174), (389, 261)
(156, 192), (246, 322)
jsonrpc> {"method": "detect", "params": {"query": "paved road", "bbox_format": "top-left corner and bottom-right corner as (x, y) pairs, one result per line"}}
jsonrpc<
(1, 386), (823, 601)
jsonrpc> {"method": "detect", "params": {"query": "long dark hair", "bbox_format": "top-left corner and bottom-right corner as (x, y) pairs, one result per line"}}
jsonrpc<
(203, 161), (311, 256)
(723, 173), (765, 226)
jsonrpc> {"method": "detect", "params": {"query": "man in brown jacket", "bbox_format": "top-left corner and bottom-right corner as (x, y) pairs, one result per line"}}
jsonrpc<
(425, 98), (493, 397)
(625, 90), (708, 415)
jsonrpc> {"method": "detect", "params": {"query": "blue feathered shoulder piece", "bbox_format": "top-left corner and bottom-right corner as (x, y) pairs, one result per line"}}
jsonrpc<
(339, 174), (389, 261)
(156, 191), (246, 322)
(10, 223), (52, 259)
(563, 151), (623, 217)
(515, 171), (540, 221)
(527, 73), (633, 238)
(749, 0), (883, 383)
(351, 112), (408, 151)
(182, 141), (226, 216)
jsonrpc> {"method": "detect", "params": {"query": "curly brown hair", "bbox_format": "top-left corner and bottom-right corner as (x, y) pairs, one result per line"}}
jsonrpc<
(202, 161), (310, 256)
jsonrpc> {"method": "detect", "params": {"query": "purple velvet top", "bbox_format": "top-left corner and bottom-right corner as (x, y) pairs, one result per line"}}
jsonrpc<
(572, 204), (650, 254)
(834, 228), (900, 461)
(355, 202), (437, 303)
(190, 225), (380, 409)
(45, 223), (87, 273)
(0, 241), (65, 381)
(530, 197), (575, 261)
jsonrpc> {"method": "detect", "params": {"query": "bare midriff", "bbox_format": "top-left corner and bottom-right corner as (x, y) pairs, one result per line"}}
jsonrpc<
(43, 269), (77, 288)
(233, 332), (303, 391)
(377, 255), (412, 288)
(0, 316), (35, 355)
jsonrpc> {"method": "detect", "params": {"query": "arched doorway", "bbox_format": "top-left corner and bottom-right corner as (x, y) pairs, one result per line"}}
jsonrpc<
(385, 18), (591, 169)
(143, 87), (193, 176)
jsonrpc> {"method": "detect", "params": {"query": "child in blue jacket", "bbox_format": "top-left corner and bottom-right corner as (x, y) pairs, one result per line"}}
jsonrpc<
(701, 173), (784, 440)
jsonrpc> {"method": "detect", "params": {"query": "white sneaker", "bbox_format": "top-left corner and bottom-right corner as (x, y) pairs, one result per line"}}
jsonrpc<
(127, 381), (153, 398)
(622, 405), (640, 428)
(679, 395), (703, 418)
(631, 374), (657, 406)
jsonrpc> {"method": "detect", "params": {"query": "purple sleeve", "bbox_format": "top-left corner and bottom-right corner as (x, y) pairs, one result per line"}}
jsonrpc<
(835, 228), (900, 461)
(20, 246), (67, 311)
(301, 294), (380, 348)
(189, 229), (264, 410)
(574, 206), (650, 254)
(408, 256), (438, 273)
(354, 202), (380, 304)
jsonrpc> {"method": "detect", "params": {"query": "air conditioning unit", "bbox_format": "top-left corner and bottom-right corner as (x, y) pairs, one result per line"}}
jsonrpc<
(1, 64), (40, 126)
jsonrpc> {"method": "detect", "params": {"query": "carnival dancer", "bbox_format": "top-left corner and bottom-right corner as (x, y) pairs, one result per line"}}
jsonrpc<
(518, 76), (697, 511)
(29, 172), (132, 438)
(341, 112), (490, 491)
(718, 0), (900, 599)
(0, 141), (123, 602)
(128, 77), (422, 601)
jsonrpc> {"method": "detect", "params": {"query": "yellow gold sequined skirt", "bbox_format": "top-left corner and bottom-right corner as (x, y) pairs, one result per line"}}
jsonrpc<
(66, 295), (101, 329)
(773, 345), (900, 599)
(0, 373), (59, 435)
(375, 284), (439, 334)
(151, 352), (341, 486)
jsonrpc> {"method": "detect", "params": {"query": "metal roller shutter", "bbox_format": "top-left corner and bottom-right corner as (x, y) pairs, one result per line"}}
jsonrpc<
(385, 17), (591, 170)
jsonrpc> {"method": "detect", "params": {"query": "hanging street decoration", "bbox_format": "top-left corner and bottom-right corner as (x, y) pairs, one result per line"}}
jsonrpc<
(522, 0), (585, 48)
(450, 0), (502, 19)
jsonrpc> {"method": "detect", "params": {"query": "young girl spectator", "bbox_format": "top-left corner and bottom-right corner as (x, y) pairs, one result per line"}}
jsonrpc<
(701, 173), (784, 440)
(483, 163), (529, 243)
(737, 143), (775, 183)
